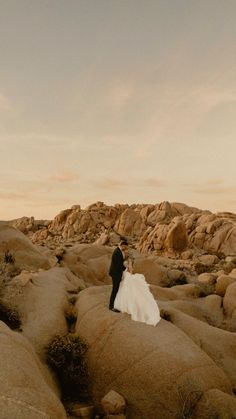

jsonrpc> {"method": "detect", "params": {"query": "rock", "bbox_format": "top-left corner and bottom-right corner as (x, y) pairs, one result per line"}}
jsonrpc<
(181, 250), (193, 260)
(158, 294), (223, 328)
(230, 268), (236, 278)
(1, 267), (72, 358)
(0, 321), (66, 418)
(191, 389), (236, 419)
(133, 257), (167, 286)
(215, 275), (236, 297)
(67, 402), (95, 418)
(225, 256), (236, 264)
(197, 254), (219, 266)
(62, 244), (113, 285)
(223, 281), (236, 323)
(0, 224), (50, 270)
(150, 283), (201, 301)
(95, 232), (109, 245)
(114, 208), (145, 237)
(165, 219), (188, 251)
(197, 273), (217, 285)
(104, 416), (126, 419)
(101, 390), (126, 415)
(75, 286), (234, 419)
(166, 269), (187, 286)
(162, 308), (236, 387)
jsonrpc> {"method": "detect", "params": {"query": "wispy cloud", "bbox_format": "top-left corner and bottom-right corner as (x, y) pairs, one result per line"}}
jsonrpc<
(48, 171), (80, 183)
(186, 179), (236, 195)
(94, 178), (127, 190)
(94, 177), (165, 190)
(0, 191), (26, 200)
(142, 178), (166, 187)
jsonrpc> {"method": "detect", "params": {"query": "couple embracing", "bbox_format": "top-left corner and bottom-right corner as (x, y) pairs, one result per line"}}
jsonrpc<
(108, 239), (161, 326)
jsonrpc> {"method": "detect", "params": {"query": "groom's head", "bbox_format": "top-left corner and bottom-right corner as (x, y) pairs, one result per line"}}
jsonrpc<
(119, 239), (128, 251)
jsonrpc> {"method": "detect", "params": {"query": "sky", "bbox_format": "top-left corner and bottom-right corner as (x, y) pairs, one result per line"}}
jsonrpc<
(0, 0), (236, 220)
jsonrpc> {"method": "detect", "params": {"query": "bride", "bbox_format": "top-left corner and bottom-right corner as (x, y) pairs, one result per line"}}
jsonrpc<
(114, 256), (161, 326)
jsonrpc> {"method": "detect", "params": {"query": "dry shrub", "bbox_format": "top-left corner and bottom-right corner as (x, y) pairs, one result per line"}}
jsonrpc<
(46, 333), (89, 401)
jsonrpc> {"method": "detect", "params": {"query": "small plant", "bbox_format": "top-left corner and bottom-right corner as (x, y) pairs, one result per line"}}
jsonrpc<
(46, 333), (89, 401)
(194, 262), (214, 275)
(4, 250), (15, 264)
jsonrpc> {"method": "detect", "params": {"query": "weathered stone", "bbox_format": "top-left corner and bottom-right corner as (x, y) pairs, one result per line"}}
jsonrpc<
(165, 219), (188, 251)
(215, 275), (236, 297)
(101, 390), (126, 415)
(197, 254), (219, 266)
(0, 322), (66, 418)
(198, 273), (217, 285)
(75, 286), (234, 419)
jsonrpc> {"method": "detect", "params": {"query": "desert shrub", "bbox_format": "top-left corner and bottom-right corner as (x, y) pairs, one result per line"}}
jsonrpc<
(177, 376), (203, 419)
(194, 262), (214, 275)
(0, 250), (21, 278)
(220, 262), (236, 274)
(196, 282), (215, 297)
(0, 301), (21, 330)
(46, 333), (89, 401)
(4, 250), (15, 264)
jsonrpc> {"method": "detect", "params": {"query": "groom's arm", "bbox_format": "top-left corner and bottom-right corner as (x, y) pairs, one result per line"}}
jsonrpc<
(112, 249), (126, 271)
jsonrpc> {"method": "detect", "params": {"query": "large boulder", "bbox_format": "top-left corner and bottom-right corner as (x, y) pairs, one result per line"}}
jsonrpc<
(162, 307), (236, 388)
(0, 267), (75, 358)
(75, 286), (234, 419)
(223, 281), (236, 330)
(0, 224), (50, 270)
(159, 294), (223, 328)
(165, 218), (188, 251)
(62, 244), (113, 285)
(0, 321), (66, 418)
(133, 257), (167, 286)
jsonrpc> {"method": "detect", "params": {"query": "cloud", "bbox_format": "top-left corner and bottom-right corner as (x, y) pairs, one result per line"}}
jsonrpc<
(0, 133), (76, 149)
(0, 191), (26, 200)
(94, 178), (127, 190)
(188, 179), (236, 195)
(194, 185), (236, 195)
(94, 177), (165, 190)
(48, 171), (80, 183)
(142, 178), (166, 187)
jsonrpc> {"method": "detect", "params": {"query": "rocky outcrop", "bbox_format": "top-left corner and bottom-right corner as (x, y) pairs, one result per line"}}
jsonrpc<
(0, 321), (66, 418)
(0, 224), (51, 270)
(0, 267), (76, 358)
(75, 286), (236, 419)
(61, 244), (114, 286)
(9, 202), (236, 258)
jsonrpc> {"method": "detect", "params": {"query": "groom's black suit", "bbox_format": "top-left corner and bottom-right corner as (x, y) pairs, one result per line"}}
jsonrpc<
(109, 246), (126, 309)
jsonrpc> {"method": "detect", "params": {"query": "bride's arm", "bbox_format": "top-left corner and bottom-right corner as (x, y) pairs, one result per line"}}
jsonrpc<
(127, 258), (134, 274)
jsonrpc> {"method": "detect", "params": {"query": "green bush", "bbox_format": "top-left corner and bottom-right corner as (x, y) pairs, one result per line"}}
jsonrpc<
(46, 333), (89, 401)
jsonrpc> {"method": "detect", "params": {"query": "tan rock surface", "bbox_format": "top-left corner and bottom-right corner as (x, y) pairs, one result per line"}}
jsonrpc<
(1, 267), (76, 358)
(0, 321), (66, 419)
(75, 286), (233, 419)
(0, 224), (50, 270)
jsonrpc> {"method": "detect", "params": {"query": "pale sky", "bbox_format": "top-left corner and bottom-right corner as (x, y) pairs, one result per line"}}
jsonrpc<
(0, 0), (236, 219)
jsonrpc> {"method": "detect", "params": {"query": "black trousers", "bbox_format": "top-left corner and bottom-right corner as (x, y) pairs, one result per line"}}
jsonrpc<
(109, 274), (122, 309)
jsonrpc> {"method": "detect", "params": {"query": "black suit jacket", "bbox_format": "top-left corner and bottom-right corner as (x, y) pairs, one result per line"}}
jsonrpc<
(109, 247), (126, 278)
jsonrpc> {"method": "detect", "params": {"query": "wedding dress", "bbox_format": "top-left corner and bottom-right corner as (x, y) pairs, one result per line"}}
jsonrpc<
(114, 270), (161, 326)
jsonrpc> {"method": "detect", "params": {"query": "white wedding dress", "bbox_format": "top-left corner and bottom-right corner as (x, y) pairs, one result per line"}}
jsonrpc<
(114, 270), (161, 326)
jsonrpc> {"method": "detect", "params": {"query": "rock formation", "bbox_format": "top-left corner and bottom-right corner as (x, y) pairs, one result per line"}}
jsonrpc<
(1, 200), (236, 418)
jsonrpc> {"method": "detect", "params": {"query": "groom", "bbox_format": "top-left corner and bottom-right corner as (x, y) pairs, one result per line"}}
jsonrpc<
(108, 239), (128, 312)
